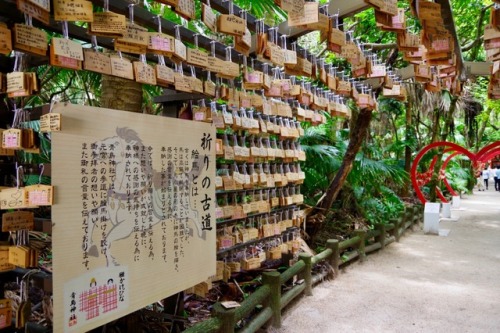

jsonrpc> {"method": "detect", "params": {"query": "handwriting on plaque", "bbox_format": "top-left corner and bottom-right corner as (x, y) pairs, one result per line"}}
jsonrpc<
(173, 39), (187, 61)
(83, 49), (112, 75)
(187, 48), (208, 68)
(207, 56), (224, 73)
(176, 0), (195, 20)
(52, 37), (84, 60)
(280, 0), (303, 14)
(202, 4), (217, 32)
(217, 61), (239, 79)
(174, 73), (192, 92)
(0, 24), (12, 55)
(288, 2), (318, 27)
(218, 15), (246, 36)
(40, 113), (62, 132)
(155, 65), (175, 86)
(133, 62), (157, 85)
(14, 24), (48, 56)
(115, 23), (149, 54)
(16, 0), (50, 25)
(2, 211), (34, 232)
(53, 0), (93, 22)
(110, 57), (134, 80)
(6, 72), (25, 94)
(0, 246), (15, 272)
(90, 11), (126, 37)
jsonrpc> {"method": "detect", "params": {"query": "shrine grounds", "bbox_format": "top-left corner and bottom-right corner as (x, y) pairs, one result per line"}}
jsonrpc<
(271, 189), (500, 333)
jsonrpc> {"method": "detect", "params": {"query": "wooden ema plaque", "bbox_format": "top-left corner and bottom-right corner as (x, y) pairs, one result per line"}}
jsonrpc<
(0, 24), (12, 56)
(202, 4), (217, 32)
(114, 23), (149, 55)
(288, 2), (318, 27)
(2, 211), (34, 232)
(53, 0), (93, 22)
(110, 56), (134, 80)
(51, 103), (215, 333)
(13, 24), (48, 56)
(83, 49), (112, 75)
(16, 0), (50, 25)
(147, 33), (174, 56)
(50, 37), (84, 70)
(89, 11), (126, 38)
(218, 14), (246, 36)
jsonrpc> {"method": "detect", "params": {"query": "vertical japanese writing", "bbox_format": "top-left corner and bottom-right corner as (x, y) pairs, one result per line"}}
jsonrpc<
(200, 133), (213, 232)
(81, 142), (91, 269)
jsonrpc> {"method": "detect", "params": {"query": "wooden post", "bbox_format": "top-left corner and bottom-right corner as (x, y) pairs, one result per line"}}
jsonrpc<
(213, 303), (236, 333)
(395, 217), (402, 242)
(353, 230), (366, 262)
(262, 271), (282, 328)
(375, 223), (386, 249)
(299, 253), (313, 296)
(326, 239), (340, 278)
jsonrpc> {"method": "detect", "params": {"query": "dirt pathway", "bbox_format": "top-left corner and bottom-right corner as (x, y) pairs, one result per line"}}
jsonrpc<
(273, 190), (500, 333)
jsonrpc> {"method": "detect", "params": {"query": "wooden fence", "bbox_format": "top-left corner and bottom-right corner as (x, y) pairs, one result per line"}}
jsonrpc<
(185, 205), (424, 333)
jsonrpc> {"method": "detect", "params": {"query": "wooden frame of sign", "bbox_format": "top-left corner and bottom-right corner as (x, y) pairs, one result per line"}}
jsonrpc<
(51, 103), (216, 333)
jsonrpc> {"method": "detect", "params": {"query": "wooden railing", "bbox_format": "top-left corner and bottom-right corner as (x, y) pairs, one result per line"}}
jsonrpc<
(184, 205), (424, 333)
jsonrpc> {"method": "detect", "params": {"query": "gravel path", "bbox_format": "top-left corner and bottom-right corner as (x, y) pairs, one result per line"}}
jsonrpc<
(273, 190), (500, 333)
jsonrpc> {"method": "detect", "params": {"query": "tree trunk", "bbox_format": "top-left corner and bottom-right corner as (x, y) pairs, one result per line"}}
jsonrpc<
(429, 96), (458, 202)
(319, 107), (373, 211)
(402, 100), (413, 197)
(100, 74), (143, 113)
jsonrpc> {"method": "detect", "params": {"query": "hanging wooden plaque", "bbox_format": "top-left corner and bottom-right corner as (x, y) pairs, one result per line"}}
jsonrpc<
(218, 15), (246, 36)
(175, 0), (196, 20)
(13, 24), (48, 56)
(16, 0), (50, 25)
(83, 49), (112, 75)
(133, 62), (157, 86)
(202, 4), (217, 32)
(53, 0), (93, 22)
(40, 113), (62, 132)
(114, 23), (149, 55)
(155, 64), (175, 87)
(2, 211), (34, 232)
(147, 33), (175, 56)
(110, 56), (134, 80)
(187, 48), (208, 68)
(288, 2), (318, 27)
(89, 11), (127, 38)
(0, 24), (12, 56)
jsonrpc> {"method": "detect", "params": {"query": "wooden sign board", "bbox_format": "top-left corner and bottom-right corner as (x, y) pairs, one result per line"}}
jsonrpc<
(51, 103), (216, 333)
